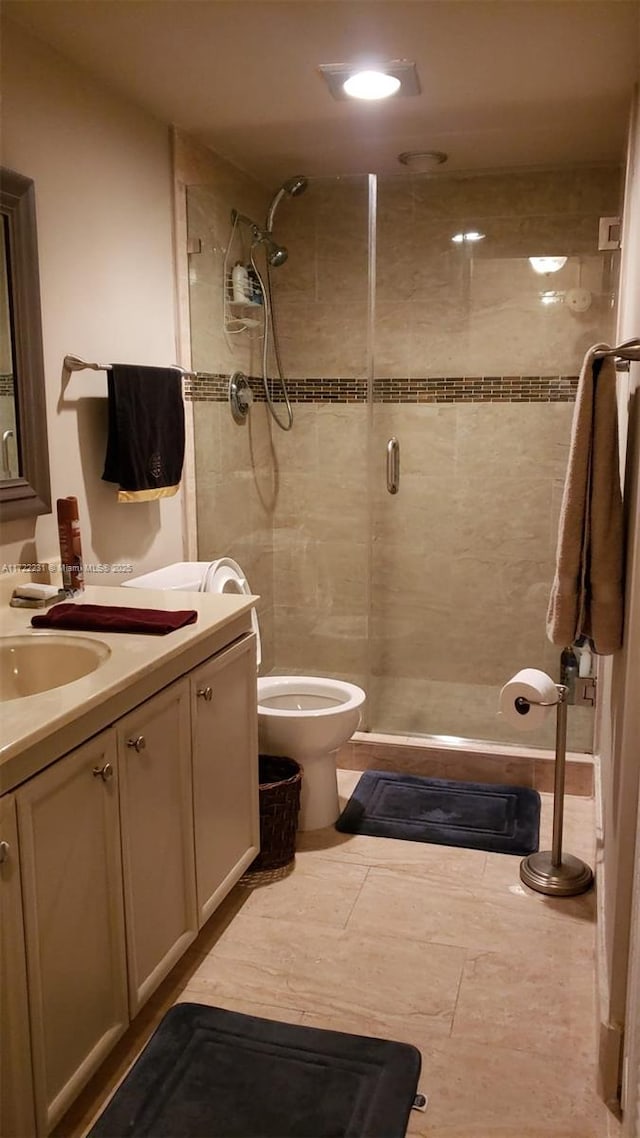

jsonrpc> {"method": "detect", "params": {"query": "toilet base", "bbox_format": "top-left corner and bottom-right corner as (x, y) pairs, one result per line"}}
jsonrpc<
(297, 750), (340, 831)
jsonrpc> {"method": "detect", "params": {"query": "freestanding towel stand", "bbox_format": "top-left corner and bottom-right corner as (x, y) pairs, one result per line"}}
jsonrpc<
(518, 683), (594, 897)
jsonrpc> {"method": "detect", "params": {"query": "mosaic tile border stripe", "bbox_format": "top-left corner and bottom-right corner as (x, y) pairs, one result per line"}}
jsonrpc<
(185, 373), (579, 404)
(0, 374), (15, 398)
(374, 375), (579, 403)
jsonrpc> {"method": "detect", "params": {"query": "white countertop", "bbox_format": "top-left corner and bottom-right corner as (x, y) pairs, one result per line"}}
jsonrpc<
(0, 586), (258, 794)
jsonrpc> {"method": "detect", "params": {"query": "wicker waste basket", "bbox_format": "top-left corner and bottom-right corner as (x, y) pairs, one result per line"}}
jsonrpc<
(250, 755), (302, 872)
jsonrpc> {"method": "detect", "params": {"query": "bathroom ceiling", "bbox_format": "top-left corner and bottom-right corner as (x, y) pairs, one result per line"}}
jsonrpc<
(4, 0), (639, 187)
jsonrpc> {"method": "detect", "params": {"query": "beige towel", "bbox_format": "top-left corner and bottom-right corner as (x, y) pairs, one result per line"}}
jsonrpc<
(547, 343), (624, 655)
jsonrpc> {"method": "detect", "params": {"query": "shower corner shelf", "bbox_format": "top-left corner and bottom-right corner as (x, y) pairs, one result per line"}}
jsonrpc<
(223, 223), (265, 335)
(224, 298), (264, 334)
(223, 269), (264, 333)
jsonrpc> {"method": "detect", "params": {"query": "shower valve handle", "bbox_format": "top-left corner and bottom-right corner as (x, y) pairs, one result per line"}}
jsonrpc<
(229, 372), (253, 423)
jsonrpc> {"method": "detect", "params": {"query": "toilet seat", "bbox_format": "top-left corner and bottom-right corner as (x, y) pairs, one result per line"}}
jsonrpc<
(200, 558), (261, 667)
(257, 676), (364, 716)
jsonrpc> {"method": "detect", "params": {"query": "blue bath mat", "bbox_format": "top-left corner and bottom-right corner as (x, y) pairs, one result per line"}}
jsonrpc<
(336, 770), (540, 855)
(87, 1003), (421, 1138)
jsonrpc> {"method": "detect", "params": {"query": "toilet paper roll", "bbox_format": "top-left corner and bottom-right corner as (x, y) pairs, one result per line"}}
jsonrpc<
(498, 668), (558, 731)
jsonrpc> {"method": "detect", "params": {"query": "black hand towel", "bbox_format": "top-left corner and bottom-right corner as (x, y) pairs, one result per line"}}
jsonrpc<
(102, 364), (185, 502)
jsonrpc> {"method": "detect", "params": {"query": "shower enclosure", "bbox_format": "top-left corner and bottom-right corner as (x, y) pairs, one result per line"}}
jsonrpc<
(186, 163), (621, 753)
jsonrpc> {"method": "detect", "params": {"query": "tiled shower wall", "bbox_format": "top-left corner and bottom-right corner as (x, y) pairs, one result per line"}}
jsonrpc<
(180, 132), (278, 669)
(187, 160), (621, 750)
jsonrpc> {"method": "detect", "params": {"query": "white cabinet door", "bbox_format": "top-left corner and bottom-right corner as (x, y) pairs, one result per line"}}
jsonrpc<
(116, 678), (197, 1015)
(16, 731), (128, 1136)
(191, 634), (260, 926)
(1, 794), (36, 1138)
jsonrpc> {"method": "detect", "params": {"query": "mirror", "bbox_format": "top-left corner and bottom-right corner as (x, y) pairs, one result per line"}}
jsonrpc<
(0, 167), (51, 520)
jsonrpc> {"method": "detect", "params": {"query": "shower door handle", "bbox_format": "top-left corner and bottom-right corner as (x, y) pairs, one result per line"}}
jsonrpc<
(386, 437), (399, 494)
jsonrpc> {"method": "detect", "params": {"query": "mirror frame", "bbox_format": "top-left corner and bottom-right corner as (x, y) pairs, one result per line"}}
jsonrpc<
(0, 167), (51, 521)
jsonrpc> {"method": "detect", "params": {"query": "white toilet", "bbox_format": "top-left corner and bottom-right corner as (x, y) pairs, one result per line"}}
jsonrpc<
(257, 674), (364, 830)
(123, 559), (365, 830)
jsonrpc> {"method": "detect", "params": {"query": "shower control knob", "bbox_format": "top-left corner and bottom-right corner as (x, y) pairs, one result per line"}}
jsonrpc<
(229, 372), (253, 423)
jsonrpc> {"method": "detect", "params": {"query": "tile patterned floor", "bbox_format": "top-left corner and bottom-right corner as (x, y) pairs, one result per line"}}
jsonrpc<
(57, 770), (619, 1138)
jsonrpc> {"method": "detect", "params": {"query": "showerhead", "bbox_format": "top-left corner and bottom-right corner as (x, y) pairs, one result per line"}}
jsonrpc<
(251, 229), (286, 267)
(252, 226), (288, 267)
(266, 240), (288, 267)
(231, 208), (290, 267)
(266, 174), (308, 232)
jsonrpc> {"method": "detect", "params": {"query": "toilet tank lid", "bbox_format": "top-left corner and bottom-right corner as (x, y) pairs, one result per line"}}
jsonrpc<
(201, 558), (261, 669)
(122, 562), (211, 590)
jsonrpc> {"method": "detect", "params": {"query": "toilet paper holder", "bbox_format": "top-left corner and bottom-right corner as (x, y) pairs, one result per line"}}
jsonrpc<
(518, 681), (594, 897)
(514, 695), (558, 714)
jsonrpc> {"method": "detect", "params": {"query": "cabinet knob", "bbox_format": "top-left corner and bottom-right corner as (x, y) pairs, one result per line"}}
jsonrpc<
(197, 686), (213, 702)
(127, 735), (146, 752)
(92, 762), (114, 782)
(0, 840), (10, 863)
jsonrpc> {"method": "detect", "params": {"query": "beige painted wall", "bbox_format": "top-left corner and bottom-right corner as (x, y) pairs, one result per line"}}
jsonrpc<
(0, 20), (184, 584)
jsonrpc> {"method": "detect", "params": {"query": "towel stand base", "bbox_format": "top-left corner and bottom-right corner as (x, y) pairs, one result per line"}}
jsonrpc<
(520, 849), (594, 897)
(519, 681), (594, 897)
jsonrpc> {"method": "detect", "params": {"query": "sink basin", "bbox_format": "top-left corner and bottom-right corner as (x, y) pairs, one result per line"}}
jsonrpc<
(0, 633), (111, 700)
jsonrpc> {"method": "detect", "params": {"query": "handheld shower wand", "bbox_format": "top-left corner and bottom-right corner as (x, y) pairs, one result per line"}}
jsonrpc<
(265, 175), (308, 233)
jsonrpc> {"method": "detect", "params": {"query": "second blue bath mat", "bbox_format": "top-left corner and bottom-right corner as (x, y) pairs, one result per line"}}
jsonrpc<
(87, 1002), (421, 1138)
(336, 771), (540, 855)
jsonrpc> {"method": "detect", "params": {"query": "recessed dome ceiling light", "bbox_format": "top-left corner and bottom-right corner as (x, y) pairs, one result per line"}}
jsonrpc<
(451, 231), (486, 244)
(318, 60), (420, 101)
(529, 256), (567, 274)
(343, 71), (401, 100)
(398, 150), (448, 170)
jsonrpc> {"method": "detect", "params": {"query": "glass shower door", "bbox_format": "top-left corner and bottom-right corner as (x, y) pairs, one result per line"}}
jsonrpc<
(369, 166), (619, 750)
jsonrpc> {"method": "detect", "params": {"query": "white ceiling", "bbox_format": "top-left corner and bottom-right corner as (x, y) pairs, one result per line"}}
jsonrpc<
(4, 0), (640, 188)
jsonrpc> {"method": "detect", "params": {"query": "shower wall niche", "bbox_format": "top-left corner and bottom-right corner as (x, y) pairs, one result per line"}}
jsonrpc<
(187, 158), (621, 752)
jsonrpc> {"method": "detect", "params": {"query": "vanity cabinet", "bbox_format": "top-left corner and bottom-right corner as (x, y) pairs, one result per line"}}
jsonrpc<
(1, 626), (259, 1137)
(1, 794), (36, 1138)
(191, 635), (259, 925)
(16, 731), (129, 1137)
(117, 679), (197, 1014)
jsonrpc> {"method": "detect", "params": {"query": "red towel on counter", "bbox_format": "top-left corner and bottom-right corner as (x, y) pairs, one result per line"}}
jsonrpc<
(31, 603), (198, 635)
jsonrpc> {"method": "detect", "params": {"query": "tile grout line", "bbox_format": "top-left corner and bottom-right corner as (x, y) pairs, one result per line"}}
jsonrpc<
(340, 864), (372, 930)
(447, 946), (471, 1038)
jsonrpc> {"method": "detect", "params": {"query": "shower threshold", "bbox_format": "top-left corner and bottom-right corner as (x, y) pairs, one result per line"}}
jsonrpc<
(337, 730), (593, 797)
